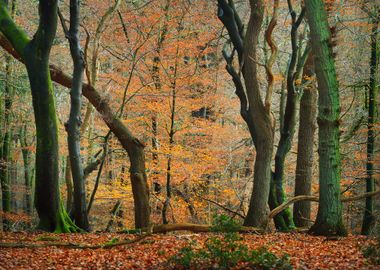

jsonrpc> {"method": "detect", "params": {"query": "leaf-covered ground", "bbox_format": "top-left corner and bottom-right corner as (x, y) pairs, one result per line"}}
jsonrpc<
(0, 232), (377, 269)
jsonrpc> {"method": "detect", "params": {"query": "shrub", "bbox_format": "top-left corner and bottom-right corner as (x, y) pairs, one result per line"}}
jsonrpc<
(169, 215), (292, 270)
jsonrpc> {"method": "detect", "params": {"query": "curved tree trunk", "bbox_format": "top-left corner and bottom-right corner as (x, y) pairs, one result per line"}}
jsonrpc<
(305, 0), (346, 236)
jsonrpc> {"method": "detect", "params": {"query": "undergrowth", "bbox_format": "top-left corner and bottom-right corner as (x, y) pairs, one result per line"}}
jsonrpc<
(169, 214), (292, 270)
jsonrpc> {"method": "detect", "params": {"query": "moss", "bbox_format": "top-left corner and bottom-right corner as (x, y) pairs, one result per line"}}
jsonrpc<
(54, 202), (81, 233)
(0, 5), (30, 57)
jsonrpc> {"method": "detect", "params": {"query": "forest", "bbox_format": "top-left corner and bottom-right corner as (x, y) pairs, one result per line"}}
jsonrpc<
(0, 0), (379, 269)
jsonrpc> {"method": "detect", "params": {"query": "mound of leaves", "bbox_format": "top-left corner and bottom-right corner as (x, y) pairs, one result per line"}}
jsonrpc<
(169, 215), (292, 270)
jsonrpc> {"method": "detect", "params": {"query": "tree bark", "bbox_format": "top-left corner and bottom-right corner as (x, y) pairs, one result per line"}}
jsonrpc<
(305, 0), (346, 236)
(293, 53), (317, 227)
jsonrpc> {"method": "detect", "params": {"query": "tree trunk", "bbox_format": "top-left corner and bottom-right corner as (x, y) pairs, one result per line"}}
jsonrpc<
(0, 0), (77, 232)
(361, 7), (379, 235)
(305, 0), (346, 236)
(0, 0), (16, 232)
(269, 5), (306, 231)
(0, 54), (13, 231)
(65, 156), (73, 213)
(61, 0), (90, 231)
(218, 0), (274, 228)
(294, 53), (317, 228)
(19, 124), (33, 216)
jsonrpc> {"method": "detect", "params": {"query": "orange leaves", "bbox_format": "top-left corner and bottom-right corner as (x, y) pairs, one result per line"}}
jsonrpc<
(0, 232), (376, 269)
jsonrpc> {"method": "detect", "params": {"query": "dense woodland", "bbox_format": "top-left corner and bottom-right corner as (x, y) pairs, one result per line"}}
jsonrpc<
(0, 0), (379, 269)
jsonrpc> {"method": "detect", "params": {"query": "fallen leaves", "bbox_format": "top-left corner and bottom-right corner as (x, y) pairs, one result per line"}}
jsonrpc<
(0, 232), (377, 269)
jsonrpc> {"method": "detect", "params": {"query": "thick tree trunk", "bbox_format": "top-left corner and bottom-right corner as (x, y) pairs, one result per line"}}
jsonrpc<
(305, 0), (346, 236)
(294, 54), (317, 228)
(218, 0), (274, 228)
(361, 7), (379, 235)
(243, 1), (274, 228)
(0, 0), (77, 232)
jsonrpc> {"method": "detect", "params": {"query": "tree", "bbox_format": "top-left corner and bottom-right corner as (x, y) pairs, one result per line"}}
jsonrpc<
(0, 0), (77, 232)
(305, 0), (346, 236)
(268, 1), (309, 231)
(361, 4), (379, 235)
(58, 0), (90, 231)
(293, 52), (317, 228)
(218, 0), (275, 228)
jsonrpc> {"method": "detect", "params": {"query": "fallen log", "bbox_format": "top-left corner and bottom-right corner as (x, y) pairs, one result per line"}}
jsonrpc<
(120, 223), (263, 234)
(0, 232), (151, 249)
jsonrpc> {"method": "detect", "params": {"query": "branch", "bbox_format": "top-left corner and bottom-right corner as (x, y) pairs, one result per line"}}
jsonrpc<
(197, 194), (245, 219)
(217, 0), (244, 59)
(269, 190), (380, 219)
(222, 46), (249, 121)
(264, 0), (279, 111)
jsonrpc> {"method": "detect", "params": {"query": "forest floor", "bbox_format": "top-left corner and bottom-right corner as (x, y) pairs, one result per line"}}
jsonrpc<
(0, 231), (377, 269)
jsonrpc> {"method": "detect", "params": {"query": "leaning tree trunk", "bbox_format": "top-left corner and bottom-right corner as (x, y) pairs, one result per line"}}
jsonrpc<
(293, 53), (317, 228)
(0, 0), (77, 232)
(361, 7), (379, 235)
(305, 0), (346, 236)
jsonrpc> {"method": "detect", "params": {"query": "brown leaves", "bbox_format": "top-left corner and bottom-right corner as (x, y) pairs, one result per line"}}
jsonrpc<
(0, 232), (377, 270)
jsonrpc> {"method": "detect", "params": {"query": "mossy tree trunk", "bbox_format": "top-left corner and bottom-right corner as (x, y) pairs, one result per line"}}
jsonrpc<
(305, 0), (346, 236)
(361, 6), (379, 235)
(0, 0), (77, 232)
